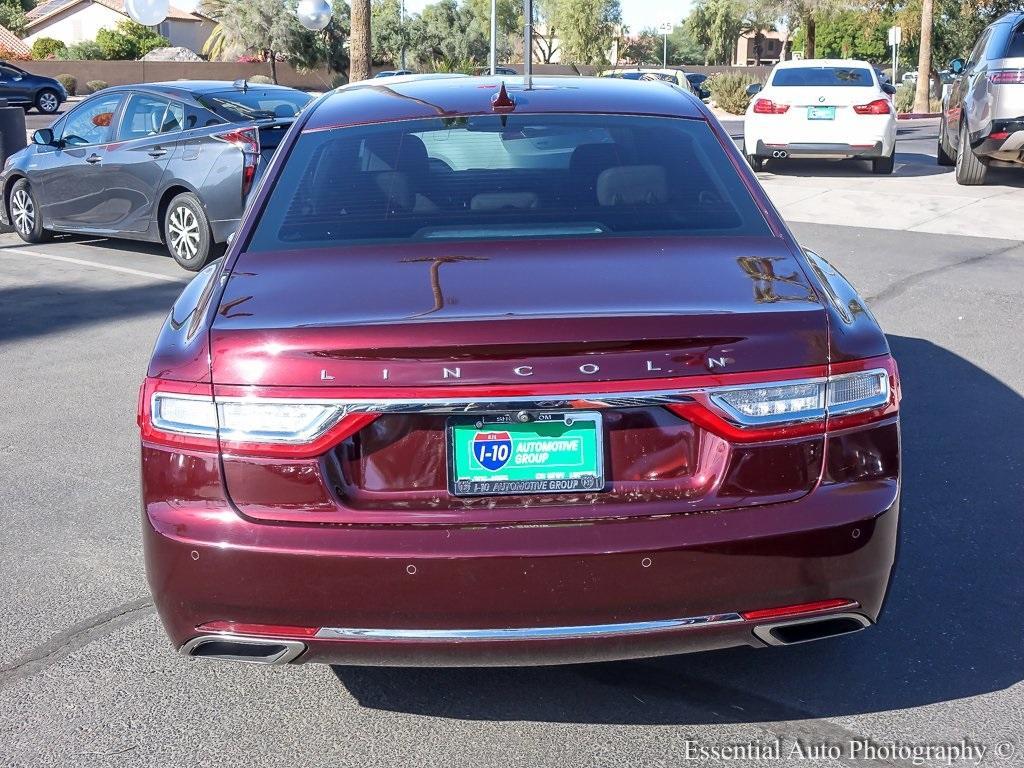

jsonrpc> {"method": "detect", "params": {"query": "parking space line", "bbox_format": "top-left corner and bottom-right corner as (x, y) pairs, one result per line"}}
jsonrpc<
(2, 247), (188, 284)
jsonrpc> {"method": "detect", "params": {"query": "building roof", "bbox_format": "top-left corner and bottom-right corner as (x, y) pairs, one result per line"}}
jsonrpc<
(0, 24), (30, 56)
(306, 75), (706, 132)
(26, 0), (204, 29)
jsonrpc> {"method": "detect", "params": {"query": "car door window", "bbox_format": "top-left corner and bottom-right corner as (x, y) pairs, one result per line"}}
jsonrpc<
(0, 65), (20, 82)
(61, 93), (123, 147)
(1007, 22), (1024, 57)
(967, 29), (992, 69)
(161, 101), (185, 133)
(118, 93), (172, 140)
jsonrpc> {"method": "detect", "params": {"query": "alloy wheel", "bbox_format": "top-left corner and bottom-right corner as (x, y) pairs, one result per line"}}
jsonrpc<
(168, 205), (200, 261)
(11, 188), (34, 236)
(38, 92), (58, 113)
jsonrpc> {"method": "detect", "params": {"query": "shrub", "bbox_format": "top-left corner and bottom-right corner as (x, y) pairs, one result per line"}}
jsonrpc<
(894, 83), (914, 113)
(31, 37), (66, 60)
(247, 74), (273, 84)
(86, 79), (108, 93)
(58, 41), (105, 60)
(55, 74), (77, 95)
(707, 71), (763, 115)
(95, 20), (169, 60)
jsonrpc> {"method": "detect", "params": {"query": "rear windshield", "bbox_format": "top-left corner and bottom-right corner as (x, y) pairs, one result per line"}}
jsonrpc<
(772, 67), (874, 87)
(245, 114), (770, 252)
(197, 88), (312, 121)
(1007, 22), (1024, 57)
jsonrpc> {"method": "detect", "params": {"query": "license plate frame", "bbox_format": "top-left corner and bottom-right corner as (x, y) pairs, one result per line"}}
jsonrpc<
(807, 106), (836, 120)
(446, 411), (605, 497)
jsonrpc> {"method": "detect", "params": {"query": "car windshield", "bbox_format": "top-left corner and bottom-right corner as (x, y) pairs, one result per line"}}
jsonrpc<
(197, 88), (312, 121)
(772, 67), (874, 87)
(245, 114), (771, 252)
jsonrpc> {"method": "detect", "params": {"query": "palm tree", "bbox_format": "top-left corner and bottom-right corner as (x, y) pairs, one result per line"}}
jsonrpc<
(350, 0), (372, 81)
(913, 0), (934, 113)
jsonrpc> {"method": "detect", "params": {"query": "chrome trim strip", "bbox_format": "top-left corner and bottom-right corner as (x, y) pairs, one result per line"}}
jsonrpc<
(751, 612), (871, 646)
(180, 634), (306, 664)
(314, 612), (744, 641)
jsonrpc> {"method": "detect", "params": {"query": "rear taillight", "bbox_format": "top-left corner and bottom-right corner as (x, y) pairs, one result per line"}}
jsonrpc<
(853, 99), (892, 115)
(214, 127), (260, 197)
(138, 378), (377, 458)
(989, 69), (1024, 85)
(752, 98), (790, 114)
(989, 131), (1010, 141)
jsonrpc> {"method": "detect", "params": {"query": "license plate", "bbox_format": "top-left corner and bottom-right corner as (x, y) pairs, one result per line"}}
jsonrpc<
(447, 412), (604, 496)
(807, 106), (836, 120)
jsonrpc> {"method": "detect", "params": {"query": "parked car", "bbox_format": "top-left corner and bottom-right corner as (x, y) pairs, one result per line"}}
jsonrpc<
(1, 80), (312, 269)
(474, 66), (519, 76)
(938, 11), (1024, 184)
(374, 69), (416, 78)
(0, 61), (67, 114)
(744, 58), (899, 174)
(686, 71), (711, 100)
(140, 75), (901, 668)
(600, 67), (701, 97)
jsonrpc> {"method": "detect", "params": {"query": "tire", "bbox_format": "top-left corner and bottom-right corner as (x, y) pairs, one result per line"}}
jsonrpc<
(872, 151), (895, 175)
(954, 122), (988, 185)
(8, 178), (52, 244)
(163, 192), (216, 271)
(35, 89), (60, 114)
(746, 154), (764, 172)
(936, 119), (955, 166)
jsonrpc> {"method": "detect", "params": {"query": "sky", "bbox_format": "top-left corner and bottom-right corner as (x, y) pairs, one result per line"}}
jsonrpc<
(402, 0), (694, 35)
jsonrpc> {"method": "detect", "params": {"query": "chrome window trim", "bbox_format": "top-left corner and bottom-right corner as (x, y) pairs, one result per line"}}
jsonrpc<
(314, 612), (744, 641)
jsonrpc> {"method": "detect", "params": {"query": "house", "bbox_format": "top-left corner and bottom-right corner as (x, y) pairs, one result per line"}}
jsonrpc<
(0, 24), (31, 57)
(734, 29), (786, 66)
(23, 0), (215, 55)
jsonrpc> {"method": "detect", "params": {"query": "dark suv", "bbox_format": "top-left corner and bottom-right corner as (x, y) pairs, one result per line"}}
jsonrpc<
(939, 12), (1024, 184)
(0, 61), (67, 113)
(0, 80), (311, 269)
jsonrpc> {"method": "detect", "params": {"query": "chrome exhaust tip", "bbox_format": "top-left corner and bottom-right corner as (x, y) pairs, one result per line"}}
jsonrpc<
(753, 612), (871, 646)
(180, 634), (306, 665)
(771, 150), (788, 158)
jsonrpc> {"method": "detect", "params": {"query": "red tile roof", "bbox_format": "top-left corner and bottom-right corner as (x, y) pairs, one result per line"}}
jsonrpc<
(0, 24), (30, 56)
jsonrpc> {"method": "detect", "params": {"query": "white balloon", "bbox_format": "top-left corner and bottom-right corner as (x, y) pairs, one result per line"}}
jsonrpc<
(174, 0), (200, 14)
(125, 0), (169, 26)
(296, 0), (331, 31)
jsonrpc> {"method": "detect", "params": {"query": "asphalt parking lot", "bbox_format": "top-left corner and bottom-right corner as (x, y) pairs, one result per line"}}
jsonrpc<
(1, 125), (1022, 767)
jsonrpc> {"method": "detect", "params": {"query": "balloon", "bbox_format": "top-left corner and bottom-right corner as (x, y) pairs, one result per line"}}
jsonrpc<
(296, 0), (331, 31)
(174, 0), (200, 13)
(125, 0), (169, 26)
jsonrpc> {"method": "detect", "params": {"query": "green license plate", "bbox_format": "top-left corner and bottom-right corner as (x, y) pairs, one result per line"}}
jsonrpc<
(807, 106), (836, 120)
(447, 412), (604, 496)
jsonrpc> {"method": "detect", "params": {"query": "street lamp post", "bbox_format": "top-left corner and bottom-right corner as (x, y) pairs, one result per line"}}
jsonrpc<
(523, 0), (532, 88)
(400, 0), (406, 71)
(489, 0), (497, 75)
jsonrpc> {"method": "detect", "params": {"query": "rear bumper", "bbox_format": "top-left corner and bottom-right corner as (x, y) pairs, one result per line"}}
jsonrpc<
(973, 118), (1024, 162)
(754, 140), (886, 159)
(144, 454), (900, 666)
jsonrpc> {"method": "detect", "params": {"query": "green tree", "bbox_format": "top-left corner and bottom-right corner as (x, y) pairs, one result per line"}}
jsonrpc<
(202, 0), (307, 81)
(372, 0), (407, 67)
(666, 23), (705, 65)
(533, 0), (561, 63)
(287, 0), (351, 76)
(0, 3), (27, 36)
(687, 0), (743, 65)
(805, 9), (888, 60)
(31, 37), (67, 59)
(551, 0), (621, 65)
(96, 20), (170, 60)
(409, 0), (488, 70)
(620, 27), (660, 65)
(465, 0), (521, 61)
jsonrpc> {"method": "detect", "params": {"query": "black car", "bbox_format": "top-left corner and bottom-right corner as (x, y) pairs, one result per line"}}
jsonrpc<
(0, 79), (312, 269)
(0, 61), (67, 114)
(685, 72), (711, 101)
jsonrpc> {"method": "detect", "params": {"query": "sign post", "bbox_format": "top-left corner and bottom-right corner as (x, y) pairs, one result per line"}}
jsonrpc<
(659, 21), (673, 68)
(887, 26), (902, 87)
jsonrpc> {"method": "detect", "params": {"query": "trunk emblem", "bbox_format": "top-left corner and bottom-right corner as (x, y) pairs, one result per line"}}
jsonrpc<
(707, 356), (734, 369)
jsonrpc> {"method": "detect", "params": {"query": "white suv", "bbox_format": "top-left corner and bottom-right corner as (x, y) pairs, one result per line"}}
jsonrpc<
(744, 59), (898, 174)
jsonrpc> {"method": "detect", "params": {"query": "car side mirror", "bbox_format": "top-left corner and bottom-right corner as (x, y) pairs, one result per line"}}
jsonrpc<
(745, 83), (762, 97)
(32, 128), (55, 146)
(950, 58), (965, 75)
(882, 83), (897, 96)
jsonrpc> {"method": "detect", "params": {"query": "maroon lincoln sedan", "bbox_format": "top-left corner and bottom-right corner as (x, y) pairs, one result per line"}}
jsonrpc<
(140, 75), (900, 667)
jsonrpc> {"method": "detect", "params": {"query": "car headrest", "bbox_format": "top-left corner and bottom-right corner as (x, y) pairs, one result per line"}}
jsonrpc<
(374, 172), (415, 211)
(363, 133), (430, 174)
(470, 192), (539, 211)
(596, 165), (668, 206)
